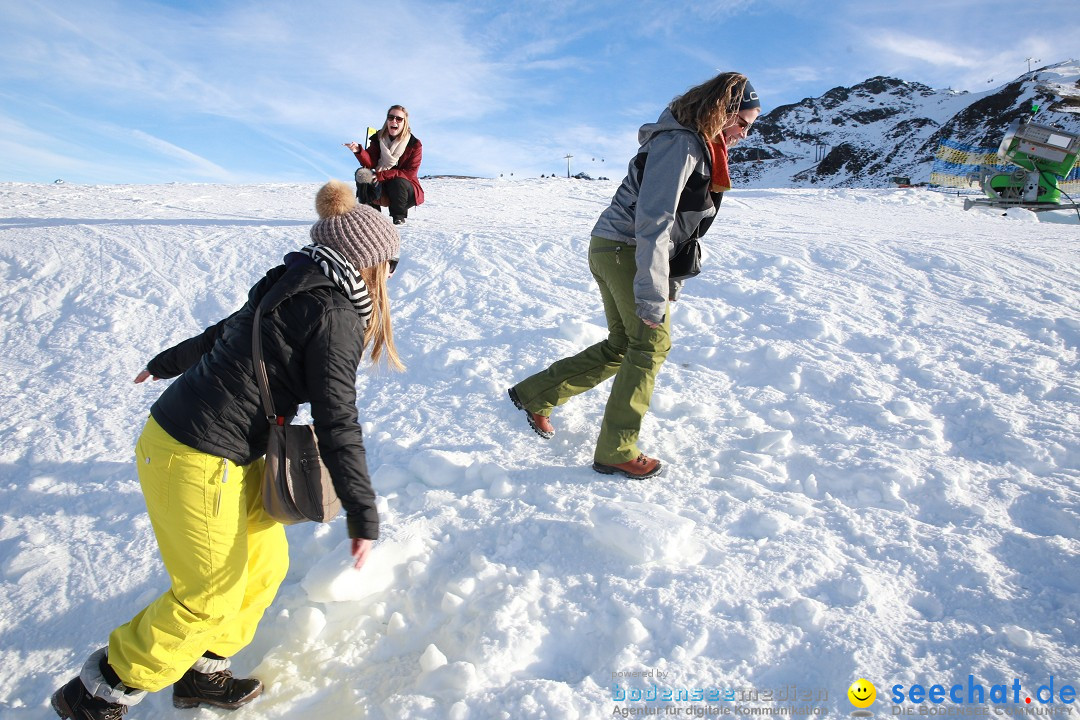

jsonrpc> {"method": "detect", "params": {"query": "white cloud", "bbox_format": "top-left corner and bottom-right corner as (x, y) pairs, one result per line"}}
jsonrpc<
(871, 32), (982, 69)
(0, 113), (91, 180)
(4, 0), (510, 132)
(127, 130), (234, 181)
(3, 1), (1076, 182)
(0, 108), (238, 183)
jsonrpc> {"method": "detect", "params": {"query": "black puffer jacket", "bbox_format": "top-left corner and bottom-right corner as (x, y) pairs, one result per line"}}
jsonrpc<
(146, 255), (377, 540)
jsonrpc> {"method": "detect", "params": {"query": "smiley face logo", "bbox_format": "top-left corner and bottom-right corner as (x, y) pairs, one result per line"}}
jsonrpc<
(848, 679), (876, 708)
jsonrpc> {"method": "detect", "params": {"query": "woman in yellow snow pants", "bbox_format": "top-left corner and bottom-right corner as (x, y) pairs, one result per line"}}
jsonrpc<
(52, 180), (401, 720)
(106, 415), (288, 692)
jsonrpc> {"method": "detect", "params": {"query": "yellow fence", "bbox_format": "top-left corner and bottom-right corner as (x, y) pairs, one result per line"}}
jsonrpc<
(931, 140), (1080, 194)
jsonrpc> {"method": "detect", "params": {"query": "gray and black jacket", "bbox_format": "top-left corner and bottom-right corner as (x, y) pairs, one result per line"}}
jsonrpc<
(146, 255), (378, 540)
(591, 108), (723, 324)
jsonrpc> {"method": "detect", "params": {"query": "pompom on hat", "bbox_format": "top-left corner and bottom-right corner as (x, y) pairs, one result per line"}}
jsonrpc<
(310, 180), (399, 269)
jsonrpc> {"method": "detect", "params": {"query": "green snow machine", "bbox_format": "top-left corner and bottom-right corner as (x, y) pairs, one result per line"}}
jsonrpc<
(965, 109), (1080, 212)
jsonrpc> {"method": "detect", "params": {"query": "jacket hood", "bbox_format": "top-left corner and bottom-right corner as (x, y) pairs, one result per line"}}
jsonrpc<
(637, 107), (697, 145)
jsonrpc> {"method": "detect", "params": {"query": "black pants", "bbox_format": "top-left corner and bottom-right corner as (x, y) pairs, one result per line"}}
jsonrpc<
(381, 177), (416, 220)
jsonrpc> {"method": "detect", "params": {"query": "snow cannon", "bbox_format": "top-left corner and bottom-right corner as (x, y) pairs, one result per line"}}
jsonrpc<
(966, 116), (1080, 211)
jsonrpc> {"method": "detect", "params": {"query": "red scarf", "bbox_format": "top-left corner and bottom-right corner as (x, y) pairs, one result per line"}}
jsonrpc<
(709, 135), (731, 192)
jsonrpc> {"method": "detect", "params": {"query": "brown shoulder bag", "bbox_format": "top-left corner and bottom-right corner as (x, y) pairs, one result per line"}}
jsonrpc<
(252, 301), (342, 524)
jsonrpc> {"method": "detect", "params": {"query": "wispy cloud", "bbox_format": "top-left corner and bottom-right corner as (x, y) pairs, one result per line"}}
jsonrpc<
(127, 130), (234, 181)
(11, 0), (506, 131)
(871, 32), (982, 70)
(1, 0), (524, 180)
(1, 0), (1078, 183)
(0, 112), (92, 180)
(0, 108), (239, 183)
(838, 0), (1080, 92)
(638, 0), (762, 38)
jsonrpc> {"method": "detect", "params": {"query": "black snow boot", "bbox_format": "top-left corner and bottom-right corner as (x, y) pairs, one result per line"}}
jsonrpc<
(51, 677), (127, 720)
(52, 648), (141, 720)
(172, 666), (262, 710)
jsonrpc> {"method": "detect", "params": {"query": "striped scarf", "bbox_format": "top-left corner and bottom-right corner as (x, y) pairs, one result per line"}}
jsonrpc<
(300, 244), (373, 330)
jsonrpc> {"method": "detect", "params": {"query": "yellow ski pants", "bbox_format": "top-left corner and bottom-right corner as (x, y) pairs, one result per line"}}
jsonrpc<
(107, 416), (288, 692)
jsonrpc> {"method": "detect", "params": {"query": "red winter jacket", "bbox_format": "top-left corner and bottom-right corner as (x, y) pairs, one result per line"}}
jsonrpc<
(354, 135), (425, 205)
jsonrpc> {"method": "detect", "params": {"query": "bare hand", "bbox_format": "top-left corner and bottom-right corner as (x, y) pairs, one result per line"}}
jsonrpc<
(134, 369), (158, 383)
(344, 142), (360, 152)
(351, 538), (374, 570)
(642, 318), (660, 329)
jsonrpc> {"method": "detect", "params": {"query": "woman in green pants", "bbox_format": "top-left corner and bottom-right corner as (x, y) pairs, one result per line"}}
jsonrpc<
(508, 72), (761, 478)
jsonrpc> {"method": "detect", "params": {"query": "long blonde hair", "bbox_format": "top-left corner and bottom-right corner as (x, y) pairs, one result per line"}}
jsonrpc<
(668, 72), (748, 143)
(359, 262), (404, 371)
(379, 104), (412, 142)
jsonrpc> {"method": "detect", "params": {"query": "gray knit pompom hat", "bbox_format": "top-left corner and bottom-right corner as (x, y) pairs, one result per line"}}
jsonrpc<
(309, 180), (400, 269)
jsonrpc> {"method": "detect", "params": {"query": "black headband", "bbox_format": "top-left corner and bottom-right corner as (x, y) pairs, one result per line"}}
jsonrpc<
(739, 80), (761, 111)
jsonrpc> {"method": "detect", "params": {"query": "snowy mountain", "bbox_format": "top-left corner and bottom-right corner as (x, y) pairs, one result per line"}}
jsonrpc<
(733, 59), (1080, 188)
(0, 179), (1077, 719)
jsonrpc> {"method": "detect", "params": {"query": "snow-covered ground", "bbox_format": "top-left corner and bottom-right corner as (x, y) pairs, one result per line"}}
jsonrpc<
(0, 179), (1077, 719)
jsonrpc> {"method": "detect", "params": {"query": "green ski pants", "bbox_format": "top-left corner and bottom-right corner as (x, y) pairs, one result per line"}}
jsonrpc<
(512, 236), (671, 464)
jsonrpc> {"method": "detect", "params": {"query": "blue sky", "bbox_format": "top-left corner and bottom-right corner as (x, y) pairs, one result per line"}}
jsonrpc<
(1, 0), (1076, 184)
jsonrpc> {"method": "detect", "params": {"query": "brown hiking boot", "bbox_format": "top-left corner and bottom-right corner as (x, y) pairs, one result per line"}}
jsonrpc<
(172, 668), (262, 710)
(592, 454), (663, 479)
(507, 387), (554, 439)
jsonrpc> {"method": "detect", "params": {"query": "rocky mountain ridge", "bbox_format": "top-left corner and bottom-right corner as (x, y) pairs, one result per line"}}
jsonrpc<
(732, 60), (1080, 188)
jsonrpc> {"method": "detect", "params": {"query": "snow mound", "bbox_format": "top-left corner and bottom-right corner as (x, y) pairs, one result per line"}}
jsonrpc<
(301, 535), (427, 603)
(589, 501), (705, 565)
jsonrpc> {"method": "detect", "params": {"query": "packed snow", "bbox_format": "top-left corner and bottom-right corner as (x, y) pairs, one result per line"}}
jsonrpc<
(0, 178), (1077, 719)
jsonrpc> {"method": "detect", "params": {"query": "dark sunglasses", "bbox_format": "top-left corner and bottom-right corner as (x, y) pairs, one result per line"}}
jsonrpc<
(387, 115), (405, 122)
(388, 258), (399, 275)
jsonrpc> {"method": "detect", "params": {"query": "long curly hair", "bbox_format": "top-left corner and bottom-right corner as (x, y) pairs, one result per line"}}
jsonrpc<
(668, 72), (749, 142)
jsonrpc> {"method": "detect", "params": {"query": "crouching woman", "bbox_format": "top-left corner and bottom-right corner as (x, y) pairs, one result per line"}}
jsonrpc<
(345, 104), (425, 225)
(51, 180), (402, 719)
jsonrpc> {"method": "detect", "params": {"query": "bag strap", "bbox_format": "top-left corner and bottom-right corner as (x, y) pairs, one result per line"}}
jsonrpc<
(251, 302), (281, 425)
